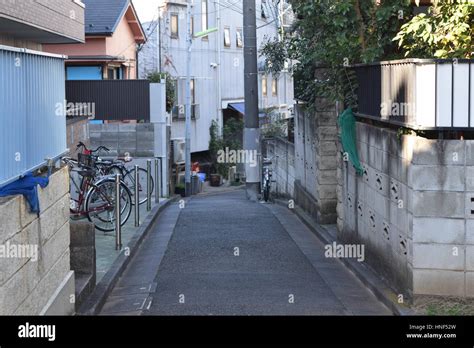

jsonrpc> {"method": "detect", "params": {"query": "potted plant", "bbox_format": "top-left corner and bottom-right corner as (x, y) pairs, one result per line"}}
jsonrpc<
(174, 183), (186, 197)
(210, 174), (222, 187)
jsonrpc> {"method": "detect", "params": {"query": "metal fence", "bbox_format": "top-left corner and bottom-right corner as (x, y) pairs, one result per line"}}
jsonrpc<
(354, 60), (416, 125)
(0, 45), (67, 187)
(66, 80), (151, 121)
(353, 58), (473, 129)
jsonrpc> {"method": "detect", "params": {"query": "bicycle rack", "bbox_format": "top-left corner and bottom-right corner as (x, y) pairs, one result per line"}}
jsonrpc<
(155, 158), (161, 204)
(147, 160), (152, 212)
(134, 165), (140, 227)
(115, 174), (122, 251)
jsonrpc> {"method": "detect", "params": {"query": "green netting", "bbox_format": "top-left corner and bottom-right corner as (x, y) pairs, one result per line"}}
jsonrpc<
(338, 108), (364, 176)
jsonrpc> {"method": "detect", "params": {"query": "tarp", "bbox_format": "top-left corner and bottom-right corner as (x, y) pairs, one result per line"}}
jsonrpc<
(228, 103), (266, 118)
(0, 172), (49, 214)
(338, 108), (364, 176)
(228, 102), (246, 114)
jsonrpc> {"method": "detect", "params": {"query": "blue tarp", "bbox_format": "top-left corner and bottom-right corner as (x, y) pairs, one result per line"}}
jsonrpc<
(228, 103), (266, 118)
(0, 172), (49, 214)
(228, 102), (246, 114)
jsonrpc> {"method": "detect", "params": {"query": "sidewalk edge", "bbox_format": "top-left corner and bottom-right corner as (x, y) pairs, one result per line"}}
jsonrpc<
(275, 198), (415, 316)
(77, 196), (180, 315)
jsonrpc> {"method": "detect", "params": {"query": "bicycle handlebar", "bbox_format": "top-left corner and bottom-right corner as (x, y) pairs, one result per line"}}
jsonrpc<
(76, 142), (110, 154)
(91, 146), (110, 154)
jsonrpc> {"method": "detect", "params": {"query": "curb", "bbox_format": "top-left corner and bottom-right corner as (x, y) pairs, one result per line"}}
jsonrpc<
(77, 196), (180, 315)
(274, 198), (415, 316)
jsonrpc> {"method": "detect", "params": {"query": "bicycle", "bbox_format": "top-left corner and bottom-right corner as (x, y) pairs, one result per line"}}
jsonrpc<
(261, 156), (275, 202)
(76, 142), (154, 206)
(63, 155), (133, 232)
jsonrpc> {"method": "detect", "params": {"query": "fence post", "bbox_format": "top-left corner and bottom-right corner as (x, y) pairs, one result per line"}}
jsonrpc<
(155, 158), (160, 203)
(115, 174), (122, 250)
(134, 165), (140, 227)
(147, 160), (152, 211)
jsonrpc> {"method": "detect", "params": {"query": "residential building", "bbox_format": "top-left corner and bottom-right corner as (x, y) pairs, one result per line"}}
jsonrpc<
(0, 0), (85, 315)
(139, 0), (294, 154)
(44, 0), (146, 80)
(43, 0), (147, 154)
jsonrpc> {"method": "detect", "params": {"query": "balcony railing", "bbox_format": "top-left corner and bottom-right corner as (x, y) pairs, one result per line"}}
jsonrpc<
(353, 58), (473, 130)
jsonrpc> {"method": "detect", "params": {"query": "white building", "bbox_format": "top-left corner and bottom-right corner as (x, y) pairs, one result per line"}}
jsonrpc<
(139, 0), (294, 154)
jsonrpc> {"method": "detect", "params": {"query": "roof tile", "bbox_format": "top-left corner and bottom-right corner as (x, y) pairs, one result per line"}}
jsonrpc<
(82, 0), (129, 35)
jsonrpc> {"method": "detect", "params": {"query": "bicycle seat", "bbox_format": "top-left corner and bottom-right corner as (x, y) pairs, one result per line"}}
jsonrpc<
(263, 161), (273, 166)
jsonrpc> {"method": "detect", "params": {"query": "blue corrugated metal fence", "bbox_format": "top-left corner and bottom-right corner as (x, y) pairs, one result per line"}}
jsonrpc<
(0, 45), (67, 187)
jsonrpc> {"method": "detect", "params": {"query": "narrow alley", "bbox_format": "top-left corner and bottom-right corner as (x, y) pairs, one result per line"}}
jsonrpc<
(100, 190), (391, 316)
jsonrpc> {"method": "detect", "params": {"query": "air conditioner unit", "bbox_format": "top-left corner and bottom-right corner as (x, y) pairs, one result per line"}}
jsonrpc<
(172, 138), (186, 164)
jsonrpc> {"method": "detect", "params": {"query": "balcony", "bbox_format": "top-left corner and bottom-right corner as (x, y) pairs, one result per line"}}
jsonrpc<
(0, 0), (85, 44)
(353, 58), (474, 130)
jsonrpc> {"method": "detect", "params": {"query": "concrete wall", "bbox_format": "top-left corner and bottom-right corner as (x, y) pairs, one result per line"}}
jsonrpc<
(67, 117), (90, 159)
(338, 121), (474, 299)
(89, 123), (154, 157)
(266, 137), (295, 198)
(294, 101), (338, 224)
(70, 221), (95, 310)
(0, 166), (74, 315)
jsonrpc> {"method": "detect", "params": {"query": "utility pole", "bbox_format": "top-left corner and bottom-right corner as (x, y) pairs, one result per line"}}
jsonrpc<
(243, 0), (260, 201)
(185, 0), (192, 197)
(158, 7), (162, 73)
(215, 0), (223, 136)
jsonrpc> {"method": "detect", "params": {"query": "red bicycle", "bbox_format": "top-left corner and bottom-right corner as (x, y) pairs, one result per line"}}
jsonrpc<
(63, 156), (132, 232)
(76, 142), (154, 206)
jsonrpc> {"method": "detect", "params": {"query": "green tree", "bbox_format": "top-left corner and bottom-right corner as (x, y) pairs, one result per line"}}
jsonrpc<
(261, 0), (412, 108)
(209, 119), (244, 178)
(394, 1), (473, 58)
(147, 71), (176, 113)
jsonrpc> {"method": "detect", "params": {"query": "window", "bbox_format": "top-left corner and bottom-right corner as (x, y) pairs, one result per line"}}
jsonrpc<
(107, 67), (120, 80)
(191, 79), (196, 105)
(173, 78), (179, 106)
(201, 0), (208, 39)
(224, 27), (231, 48)
(171, 13), (179, 38)
(262, 76), (267, 96)
(272, 78), (278, 96)
(236, 28), (243, 48)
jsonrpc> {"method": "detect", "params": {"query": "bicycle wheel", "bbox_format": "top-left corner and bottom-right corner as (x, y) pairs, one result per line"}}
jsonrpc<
(263, 185), (270, 202)
(123, 167), (154, 205)
(106, 165), (125, 177)
(85, 179), (132, 232)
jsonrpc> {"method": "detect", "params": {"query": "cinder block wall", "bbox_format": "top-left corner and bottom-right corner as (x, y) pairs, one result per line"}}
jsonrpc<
(266, 137), (295, 198)
(294, 101), (338, 224)
(0, 166), (75, 315)
(338, 121), (474, 299)
(89, 123), (155, 157)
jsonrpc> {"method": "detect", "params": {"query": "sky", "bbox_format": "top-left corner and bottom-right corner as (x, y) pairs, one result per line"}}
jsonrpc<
(132, 0), (161, 24)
